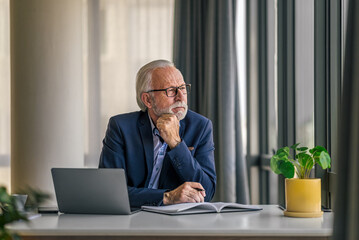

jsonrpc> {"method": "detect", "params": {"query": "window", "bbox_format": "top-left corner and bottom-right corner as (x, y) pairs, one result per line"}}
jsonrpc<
(295, 0), (315, 149)
(0, 0), (174, 188)
(247, 0), (344, 207)
(84, 0), (174, 167)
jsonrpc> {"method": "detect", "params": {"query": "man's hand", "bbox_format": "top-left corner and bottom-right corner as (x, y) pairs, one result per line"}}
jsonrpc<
(156, 113), (181, 149)
(163, 182), (206, 205)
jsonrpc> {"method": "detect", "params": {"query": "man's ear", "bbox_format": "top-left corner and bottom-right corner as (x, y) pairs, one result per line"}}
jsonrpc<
(141, 93), (153, 109)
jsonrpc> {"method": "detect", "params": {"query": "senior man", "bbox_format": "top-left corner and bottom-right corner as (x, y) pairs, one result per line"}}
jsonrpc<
(99, 60), (216, 208)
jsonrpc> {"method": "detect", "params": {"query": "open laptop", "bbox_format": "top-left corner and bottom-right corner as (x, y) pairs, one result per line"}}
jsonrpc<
(51, 168), (140, 214)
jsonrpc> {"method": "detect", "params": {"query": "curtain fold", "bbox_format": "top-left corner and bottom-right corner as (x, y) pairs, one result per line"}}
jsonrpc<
(333, 0), (359, 239)
(173, 0), (249, 203)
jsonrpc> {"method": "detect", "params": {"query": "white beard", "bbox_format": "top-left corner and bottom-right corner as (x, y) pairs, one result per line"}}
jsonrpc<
(152, 101), (188, 120)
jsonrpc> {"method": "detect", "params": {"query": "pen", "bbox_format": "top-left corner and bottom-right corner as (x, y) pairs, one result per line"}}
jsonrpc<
(194, 187), (205, 192)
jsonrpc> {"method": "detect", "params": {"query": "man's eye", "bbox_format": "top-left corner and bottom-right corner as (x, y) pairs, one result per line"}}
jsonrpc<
(167, 88), (177, 94)
(179, 86), (186, 91)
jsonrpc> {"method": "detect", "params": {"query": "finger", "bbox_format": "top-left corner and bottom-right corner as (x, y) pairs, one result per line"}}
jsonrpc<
(185, 183), (206, 198)
(158, 115), (174, 122)
(187, 197), (197, 203)
(156, 120), (173, 130)
(195, 191), (205, 203)
(160, 115), (179, 124)
(191, 188), (205, 202)
(188, 190), (204, 203)
(188, 182), (204, 188)
(187, 182), (205, 192)
(181, 193), (196, 203)
(156, 119), (168, 126)
(161, 113), (174, 118)
(186, 192), (201, 203)
(198, 192), (204, 202)
(200, 190), (206, 198)
(156, 123), (170, 134)
(156, 123), (165, 131)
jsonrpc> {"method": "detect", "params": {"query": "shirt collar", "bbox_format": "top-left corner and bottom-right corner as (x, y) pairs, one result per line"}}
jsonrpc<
(147, 112), (157, 136)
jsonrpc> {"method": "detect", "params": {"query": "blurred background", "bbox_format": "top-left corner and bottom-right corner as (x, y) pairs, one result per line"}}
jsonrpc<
(0, 0), (349, 209)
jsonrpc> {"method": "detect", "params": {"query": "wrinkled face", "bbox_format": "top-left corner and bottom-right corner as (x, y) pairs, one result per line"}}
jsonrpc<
(142, 66), (188, 122)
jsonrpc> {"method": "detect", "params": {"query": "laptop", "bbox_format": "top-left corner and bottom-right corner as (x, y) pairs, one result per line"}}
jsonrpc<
(51, 168), (140, 214)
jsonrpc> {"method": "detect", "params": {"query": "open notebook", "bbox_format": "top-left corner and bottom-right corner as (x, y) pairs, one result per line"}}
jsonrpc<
(141, 202), (262, 215)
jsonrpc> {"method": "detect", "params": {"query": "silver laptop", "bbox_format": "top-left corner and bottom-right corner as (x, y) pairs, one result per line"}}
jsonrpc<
(51, 168), (140, 214)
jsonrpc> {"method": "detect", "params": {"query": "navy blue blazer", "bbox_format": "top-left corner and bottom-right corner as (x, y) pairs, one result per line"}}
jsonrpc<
(99, 110), (216, 208)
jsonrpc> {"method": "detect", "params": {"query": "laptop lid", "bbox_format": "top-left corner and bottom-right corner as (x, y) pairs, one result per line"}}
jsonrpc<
(51, 168), (138, 215)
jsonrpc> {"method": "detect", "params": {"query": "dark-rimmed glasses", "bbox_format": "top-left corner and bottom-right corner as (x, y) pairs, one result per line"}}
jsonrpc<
(146, 84), (191, 97)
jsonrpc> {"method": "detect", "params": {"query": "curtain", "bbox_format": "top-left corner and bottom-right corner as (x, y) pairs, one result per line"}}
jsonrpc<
(333, 0), (359, 239)
(84, 0), (174, 167)
(0, 0), (10, 189)
(173, 0), (249, 203)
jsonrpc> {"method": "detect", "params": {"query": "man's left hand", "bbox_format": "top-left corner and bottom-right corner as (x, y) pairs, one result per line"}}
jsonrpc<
(163, 182), (206, 205)
(156, 113), (181, 149)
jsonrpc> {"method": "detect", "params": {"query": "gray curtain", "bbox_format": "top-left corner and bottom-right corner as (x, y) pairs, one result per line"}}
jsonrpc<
(173, 0), (249, 204)
(333, 0), (359, 239)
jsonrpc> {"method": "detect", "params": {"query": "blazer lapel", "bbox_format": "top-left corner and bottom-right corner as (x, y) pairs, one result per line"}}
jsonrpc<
(179, 119), (186, 139)
(138, 111), (154, 186)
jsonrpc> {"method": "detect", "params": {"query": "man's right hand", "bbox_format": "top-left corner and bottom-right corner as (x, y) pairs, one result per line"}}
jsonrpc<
(163, 182), (206, 205)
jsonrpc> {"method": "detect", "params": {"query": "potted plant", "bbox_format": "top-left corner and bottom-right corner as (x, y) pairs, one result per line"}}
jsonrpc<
(270, 143), (331, 217)
(1, 186), (50, 239)
(0, 186), (27, 240)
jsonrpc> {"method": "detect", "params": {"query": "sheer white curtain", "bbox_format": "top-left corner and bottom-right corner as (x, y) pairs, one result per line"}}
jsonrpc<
(0, 0), (174, 188)
(84, 0), (174, 167)
(0, 0), (10, 189)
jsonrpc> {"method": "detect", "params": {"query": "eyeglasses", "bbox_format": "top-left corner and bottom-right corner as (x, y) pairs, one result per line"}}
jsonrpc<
(146, 84), (191, 97)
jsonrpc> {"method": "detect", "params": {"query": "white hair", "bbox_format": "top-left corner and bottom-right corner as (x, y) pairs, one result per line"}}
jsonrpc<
(136, 59), (175, 111)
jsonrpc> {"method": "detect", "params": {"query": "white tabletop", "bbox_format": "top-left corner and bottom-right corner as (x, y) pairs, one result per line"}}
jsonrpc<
(7, 205), (333, 237)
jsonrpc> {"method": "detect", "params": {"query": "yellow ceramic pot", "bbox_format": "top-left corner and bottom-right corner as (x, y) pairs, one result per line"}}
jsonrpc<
(284, 178), (323, 218)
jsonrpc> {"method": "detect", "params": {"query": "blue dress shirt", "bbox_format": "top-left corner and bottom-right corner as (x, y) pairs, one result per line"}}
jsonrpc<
(148, 114), (168, 189)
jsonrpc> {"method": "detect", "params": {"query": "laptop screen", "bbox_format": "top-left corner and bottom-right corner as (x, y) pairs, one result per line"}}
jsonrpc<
(52, 168), (137, 215)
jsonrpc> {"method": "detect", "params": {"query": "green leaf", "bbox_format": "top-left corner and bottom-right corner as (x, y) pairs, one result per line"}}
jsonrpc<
(270, 155), (281, 174)
(277, 160), (295, 178)
(297, 147), (308, 152)
(271, 151), (295, 178)
(277, 152), (288, 160)
(296, 152), (312, 169)
(316, 151), (331, 169)
(290, 143), (300, 150)
(309, 146), (331, 170)
(276, 147), (290, 156)
(305, 158), (314, 171)
(0, 187), (12, 204)
(309, 145), (327, 155)
(0, 186), (28, 231)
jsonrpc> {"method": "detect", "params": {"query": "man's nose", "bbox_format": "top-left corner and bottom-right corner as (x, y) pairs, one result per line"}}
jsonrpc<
(175, 88), (186, 101)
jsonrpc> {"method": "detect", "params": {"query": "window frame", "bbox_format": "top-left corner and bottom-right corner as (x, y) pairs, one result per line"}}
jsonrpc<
(314, 0), (342, 209)
(246, 0), (343, 208)
(276, 0), (296, 208)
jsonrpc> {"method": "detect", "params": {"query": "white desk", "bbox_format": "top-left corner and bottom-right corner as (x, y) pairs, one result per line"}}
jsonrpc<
(7, 205), (333, 240)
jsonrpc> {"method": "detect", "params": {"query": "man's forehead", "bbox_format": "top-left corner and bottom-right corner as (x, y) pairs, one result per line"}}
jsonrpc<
(151, 67), (184, 88)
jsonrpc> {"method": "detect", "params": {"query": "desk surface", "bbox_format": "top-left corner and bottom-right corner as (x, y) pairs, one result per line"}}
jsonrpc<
(7, 205), (333, 239)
